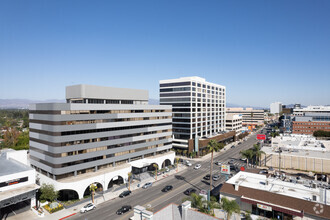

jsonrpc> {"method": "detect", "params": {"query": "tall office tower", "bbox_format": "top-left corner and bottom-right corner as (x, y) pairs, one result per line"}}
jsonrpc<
(29, 85), (174, 199)
(270, 102), (283, 114)
(159, 77), (226, 151)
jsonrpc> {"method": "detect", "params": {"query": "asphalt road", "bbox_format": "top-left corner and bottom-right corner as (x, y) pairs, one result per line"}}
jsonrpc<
(71, 132), (260, 220)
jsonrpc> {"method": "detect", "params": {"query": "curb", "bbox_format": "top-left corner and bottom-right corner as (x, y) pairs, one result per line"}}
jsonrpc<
(58, 213), (77, 220)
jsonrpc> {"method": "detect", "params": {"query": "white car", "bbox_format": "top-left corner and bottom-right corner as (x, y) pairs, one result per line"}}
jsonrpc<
(80, 203), (96, 213)
(194, 164), (201, 169)
(142, 182), (153, 189)
(186, 161), (192, 166)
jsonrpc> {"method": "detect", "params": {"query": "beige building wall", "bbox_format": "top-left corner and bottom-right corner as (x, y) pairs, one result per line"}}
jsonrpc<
(261, 153), (330, 173)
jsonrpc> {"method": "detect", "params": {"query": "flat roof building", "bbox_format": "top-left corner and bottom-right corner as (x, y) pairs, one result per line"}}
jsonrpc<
(270, 102), (282, 114)
(29, 85), (174, 199)
(220, 171), (330, 220)
(227, 108), (264, 127)
(226, 113), (243, 135)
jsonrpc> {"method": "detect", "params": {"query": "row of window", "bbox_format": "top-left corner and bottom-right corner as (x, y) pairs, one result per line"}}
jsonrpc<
(30, 109), (171, 115)
(159, 81), (224, 91)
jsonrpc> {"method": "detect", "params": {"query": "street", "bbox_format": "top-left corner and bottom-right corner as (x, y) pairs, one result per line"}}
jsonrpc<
(71, 132), (259, 220)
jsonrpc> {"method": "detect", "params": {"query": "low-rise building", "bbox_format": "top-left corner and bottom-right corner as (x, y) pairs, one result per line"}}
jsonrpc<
(292, 113), (330, 135)
(220, 171), (330, 220)
(0, 150), (39, 213)
(227, 108), (264, 128)
(226, 113), (243, 135)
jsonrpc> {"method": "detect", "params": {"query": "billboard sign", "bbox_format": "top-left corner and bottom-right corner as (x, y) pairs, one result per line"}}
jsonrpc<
(257, 203), (272, 211)
(257, 134), (266, 140)
(221, 164), (230, 174)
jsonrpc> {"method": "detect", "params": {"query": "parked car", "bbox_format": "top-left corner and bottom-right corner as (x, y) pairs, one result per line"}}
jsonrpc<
(186, 161), (192, 166)
(184, 188), (197, 195)
(259, 169), (268, 174)
(212, 174), (220, 181)
(228, 159), (234, 164)
(80, 203), (96, 213)
(119, 190), (131, 198)
(116, 205), (132, 215)
(165, 167), (170, 172)
(231, 145), (235, 148)
(162, 185), (173, 192)
(215, 161), (222, 166)
(142, 182), (152, 189)
(194, 164), (201, 169)
(203, 174), (210, 180)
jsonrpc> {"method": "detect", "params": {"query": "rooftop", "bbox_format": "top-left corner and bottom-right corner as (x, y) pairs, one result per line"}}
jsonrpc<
(227, 171), (330, 205)
(0, 152), (33, 176)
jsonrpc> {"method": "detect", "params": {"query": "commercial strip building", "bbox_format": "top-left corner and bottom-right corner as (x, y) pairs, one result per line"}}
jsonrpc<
(29, 85), (174, 199)
(220, 171), (330, 220)
(0, 150), (39, 215)
(270, 102), (282, 114)
(159, 76), (230, 154)
(225, 113), (243, 135)
(227, 108), (265, 128)
(260, 134), (330, 174)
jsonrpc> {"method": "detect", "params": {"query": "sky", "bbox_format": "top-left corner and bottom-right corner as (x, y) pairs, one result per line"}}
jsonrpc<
(1, 0), (329, 107)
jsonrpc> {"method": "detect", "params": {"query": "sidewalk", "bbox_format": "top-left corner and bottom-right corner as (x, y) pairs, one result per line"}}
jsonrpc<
(7, 164), (188, 220)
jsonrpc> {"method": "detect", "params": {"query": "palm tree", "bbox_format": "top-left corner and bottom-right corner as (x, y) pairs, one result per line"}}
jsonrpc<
(177, 149), (182, 156)
(207, 196), (221, 215)
(183, 150), (188, 157)
(240, 149), (253, 167)
(127, 172), (132, 191)
(175, 157), (180, 172)
(252, 144), (265, 167)
(153, 164), (158, 180)
(89, 183), (97, 204)
(221, 197), (240, 220)
(183, 193), (205, 211)
(206, 140), (221, 193)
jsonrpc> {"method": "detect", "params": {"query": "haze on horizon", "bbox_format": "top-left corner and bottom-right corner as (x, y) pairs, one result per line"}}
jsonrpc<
(1, 0), (329, 107)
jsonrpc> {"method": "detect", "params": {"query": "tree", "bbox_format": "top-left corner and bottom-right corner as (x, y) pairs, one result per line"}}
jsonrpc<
(177, 149), (182, 156)
(128, 172), (132, 191)
(40, 184), (58, 202)
(206, 140), (221, 193)
(221, 197), (240, 220)
(89, 183), (97, 204)
(153, 164), (158, 180)
(3, 128), (19, 148)
(240, 149), (253, 167)
(183, 193), (205, 211)
(207, 196), (221, 215)
(183, 150), (188, 157)
(252, 144), (265, 166)
(175, 157), (180, 172)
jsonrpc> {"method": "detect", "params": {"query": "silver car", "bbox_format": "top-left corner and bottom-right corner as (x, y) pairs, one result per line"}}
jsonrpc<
(142, 182), (152, 189)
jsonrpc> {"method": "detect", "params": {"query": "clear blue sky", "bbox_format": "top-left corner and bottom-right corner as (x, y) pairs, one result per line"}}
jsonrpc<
(1, 0), (329, 107)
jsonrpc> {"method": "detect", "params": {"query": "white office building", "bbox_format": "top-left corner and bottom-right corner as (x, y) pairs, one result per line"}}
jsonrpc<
(270, 102), (282, 114)
(159, 76), (226, 149)
(29, 85), (174, 200)
(226, 113), (243, 135)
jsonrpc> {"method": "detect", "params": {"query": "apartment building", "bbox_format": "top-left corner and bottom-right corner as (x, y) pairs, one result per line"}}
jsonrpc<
(227, 108), (264, 127)
(159, 76), (227, 151)
(29, 85), (174, 199)
(225, 113), (243, 135)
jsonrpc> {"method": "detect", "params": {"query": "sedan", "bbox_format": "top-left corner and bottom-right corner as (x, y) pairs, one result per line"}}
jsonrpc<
(116, 205), (132, 215)
(215, 161), (221, 165)
(228, 159), (234, 164)
(119, 190), (131, 198)
(203, 174), (210, 180)
(142, 182), (152, 189)
(80, 203), (96, 213)
(162, 185), (173, 192)
(194, 164), (201, 169)
(184, 188), (197, 195)
(212, 174), (220, 181)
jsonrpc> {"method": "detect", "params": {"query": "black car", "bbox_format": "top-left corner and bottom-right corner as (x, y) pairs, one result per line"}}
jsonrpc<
(184, 188), (196, 195)
(230, 165), (239, 172)
(119, 190), (131, 198)
(162, 185), (173, 192)
(203, 174), (210, 180)
(116, 205), (132, 215)
(231, 145), (235, 148)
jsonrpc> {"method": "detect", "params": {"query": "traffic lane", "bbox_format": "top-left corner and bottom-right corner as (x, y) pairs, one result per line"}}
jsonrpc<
(72, 134), (258, 219)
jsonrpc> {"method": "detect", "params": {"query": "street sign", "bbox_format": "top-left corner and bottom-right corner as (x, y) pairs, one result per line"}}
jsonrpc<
(257, 134), (266, 140)
(221, 164), (230, 174)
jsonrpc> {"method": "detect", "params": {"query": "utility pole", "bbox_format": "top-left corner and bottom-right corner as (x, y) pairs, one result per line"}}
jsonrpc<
(278, 147), (282, 172)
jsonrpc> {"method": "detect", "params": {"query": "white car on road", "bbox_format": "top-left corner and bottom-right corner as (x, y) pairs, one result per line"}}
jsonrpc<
(194, 164), (201, 169)
(186, 161), (192, 166)
(80, 203), (96, 213)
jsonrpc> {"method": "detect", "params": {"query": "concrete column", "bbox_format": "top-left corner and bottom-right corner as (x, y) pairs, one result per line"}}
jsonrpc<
(314, 158), (315, 172)
(53, 175), (56, 180)
(47, 172), (50, 177)
(305, 157), (307, 171)
(291, 156), (292, 169)
(153, 152), (156, 156)
(322, 159), (323, 173)
(95, 166), (98, 172)
(31, 197), (36, 208)
(113, 162), (115, 167)
(74, 170), (77, 176)
(182, 201), (191, 220)
(86, 99), (88, 103)
(129, 158), (131, 162)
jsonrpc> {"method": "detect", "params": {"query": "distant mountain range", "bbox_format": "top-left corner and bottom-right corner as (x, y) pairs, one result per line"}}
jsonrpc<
(0, 98), (267, 109)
